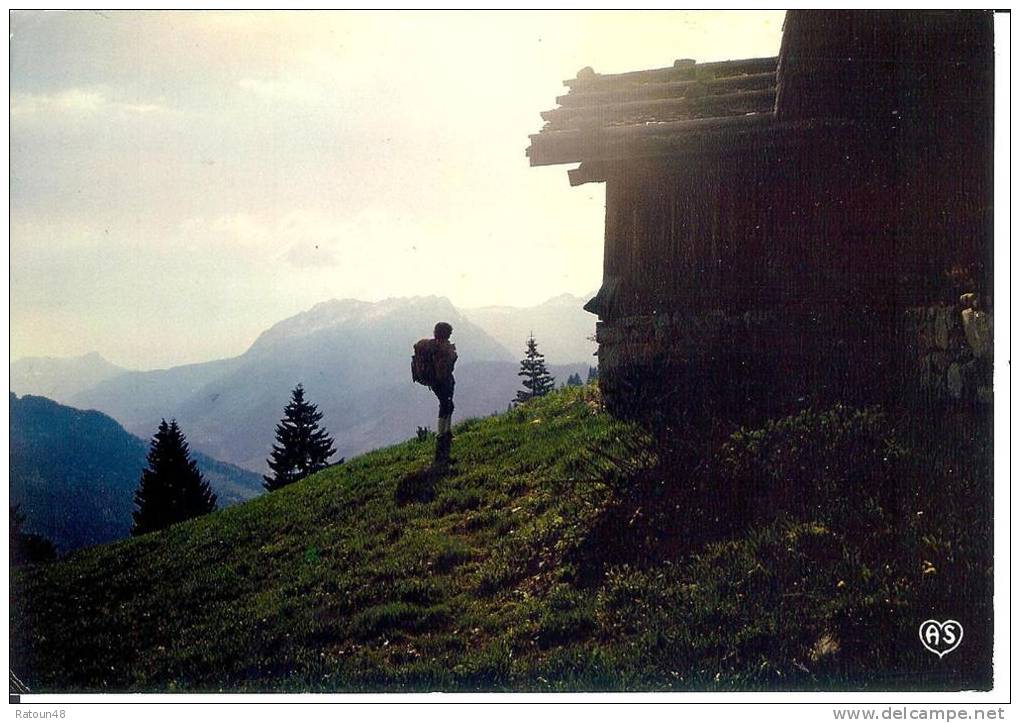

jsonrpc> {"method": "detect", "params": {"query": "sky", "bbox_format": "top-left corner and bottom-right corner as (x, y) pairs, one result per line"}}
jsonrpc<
(10, 10), (785, 370)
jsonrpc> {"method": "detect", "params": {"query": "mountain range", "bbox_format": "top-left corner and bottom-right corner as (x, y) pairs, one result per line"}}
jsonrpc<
(11, 352), (127, 403)
(11, 294), (597, 473)
(10, 393), (264, 552)
(462, 292), (597, 365)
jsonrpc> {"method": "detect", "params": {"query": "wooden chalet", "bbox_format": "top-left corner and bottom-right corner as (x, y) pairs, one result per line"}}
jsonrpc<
(528, 10), (993, 418)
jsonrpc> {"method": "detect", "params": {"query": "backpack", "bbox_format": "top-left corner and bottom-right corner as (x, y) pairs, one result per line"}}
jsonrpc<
(412, 338), (438, 387)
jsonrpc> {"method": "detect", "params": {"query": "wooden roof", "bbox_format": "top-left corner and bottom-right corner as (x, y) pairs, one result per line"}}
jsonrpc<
(527, 56), (779, 167)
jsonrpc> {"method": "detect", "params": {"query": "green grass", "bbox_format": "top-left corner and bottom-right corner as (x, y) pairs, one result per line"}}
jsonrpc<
(10, 386), (992, 692)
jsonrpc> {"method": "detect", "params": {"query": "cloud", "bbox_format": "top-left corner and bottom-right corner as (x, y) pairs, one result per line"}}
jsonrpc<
(11, 88), (105, 115)
(10, 87), (166, 119)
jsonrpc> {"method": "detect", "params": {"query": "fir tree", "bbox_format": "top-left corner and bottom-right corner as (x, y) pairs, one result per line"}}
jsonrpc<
(515, 334), (556, 404)
(132, 419), (217, 536)
(566, 372), (583, 387)
(264, 384), (338, 491)
(587, 365), (599, 383)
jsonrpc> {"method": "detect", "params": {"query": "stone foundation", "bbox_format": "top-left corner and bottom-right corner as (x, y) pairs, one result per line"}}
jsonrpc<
(902, 304), (992, 405)
(595, 302), (992, 421)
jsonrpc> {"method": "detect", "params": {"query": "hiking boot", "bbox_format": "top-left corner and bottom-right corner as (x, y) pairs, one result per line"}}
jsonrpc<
(434, 432), (453, 467)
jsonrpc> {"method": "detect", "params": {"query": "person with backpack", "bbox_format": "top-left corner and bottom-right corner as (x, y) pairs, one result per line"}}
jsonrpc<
(412, 322), (458, 467)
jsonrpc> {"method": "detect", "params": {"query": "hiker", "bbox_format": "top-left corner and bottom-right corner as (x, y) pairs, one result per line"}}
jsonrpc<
(412, 322), (458, 466)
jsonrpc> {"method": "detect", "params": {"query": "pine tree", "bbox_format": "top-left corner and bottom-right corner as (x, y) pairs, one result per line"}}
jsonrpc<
(587, 365), (599, 383)
(566, 372), (583, 387)
(515, 335), (556, 404)
(132, 419), (217, 536)
(264, 384), (338, 491)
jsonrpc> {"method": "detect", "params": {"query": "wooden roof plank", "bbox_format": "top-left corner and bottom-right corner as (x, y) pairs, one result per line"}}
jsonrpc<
(530, 54), (782, 167)
(562, 56), (778, 90)
(540, 88), (776, 129)
(528, 117), (853, 168)
(554, 71), (776, 108)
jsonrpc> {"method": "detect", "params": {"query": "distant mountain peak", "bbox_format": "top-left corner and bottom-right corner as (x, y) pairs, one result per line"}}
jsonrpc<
(13, 350), (116, 366)
(305, 298), (370, 315)
(539, 292), (587, 307)
(462, 292), (592, 314)
(308, 295), (454, 311)
(460, 293), (597, 365)
(10, 351), (128, 405)
(247, 295), (466, 354)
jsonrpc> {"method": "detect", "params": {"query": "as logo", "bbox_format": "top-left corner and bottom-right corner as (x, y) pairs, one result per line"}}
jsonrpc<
(919, 619), (963, 658)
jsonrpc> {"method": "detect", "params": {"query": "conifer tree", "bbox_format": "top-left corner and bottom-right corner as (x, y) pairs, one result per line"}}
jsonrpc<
(132, 419), (217, 536)
(515, 335), (556, 404)
(264, 384), (338, 491)
(566, 372), (583, 387)
(587, 365), (599, 383)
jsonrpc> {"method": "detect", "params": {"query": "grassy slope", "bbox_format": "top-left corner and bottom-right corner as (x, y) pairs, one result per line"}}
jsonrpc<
(10, 387), (991, 692)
